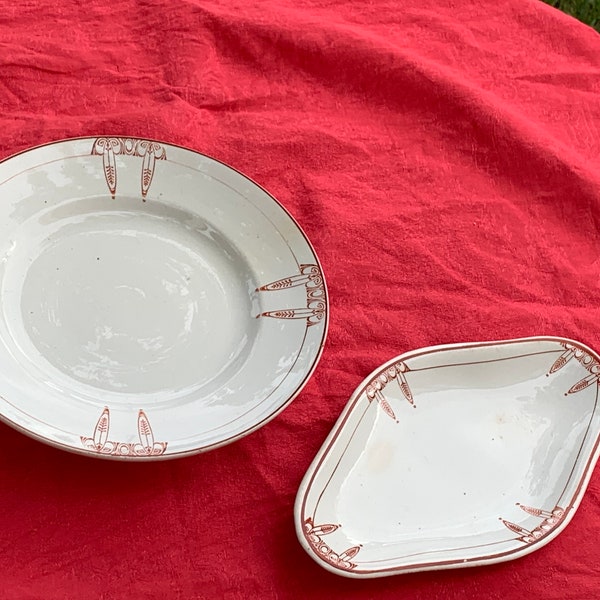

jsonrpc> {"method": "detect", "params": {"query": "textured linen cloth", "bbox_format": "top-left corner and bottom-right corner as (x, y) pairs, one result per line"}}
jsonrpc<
(0, 1), (599, 598)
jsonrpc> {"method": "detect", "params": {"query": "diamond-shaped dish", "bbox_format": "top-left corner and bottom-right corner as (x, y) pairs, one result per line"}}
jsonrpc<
(295, 337), (600, 577)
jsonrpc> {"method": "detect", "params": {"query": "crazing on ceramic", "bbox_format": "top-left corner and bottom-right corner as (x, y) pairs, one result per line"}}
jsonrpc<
(0, 137), (328, 459)
(295, 337), (600, 577)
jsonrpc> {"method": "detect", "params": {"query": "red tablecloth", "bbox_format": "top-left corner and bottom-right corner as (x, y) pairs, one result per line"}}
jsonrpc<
(1, 1), (600, 598)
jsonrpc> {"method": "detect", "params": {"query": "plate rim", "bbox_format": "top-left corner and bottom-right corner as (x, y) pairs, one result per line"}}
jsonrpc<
(294, 335), (600, 577)
(0, 135), (329, 460)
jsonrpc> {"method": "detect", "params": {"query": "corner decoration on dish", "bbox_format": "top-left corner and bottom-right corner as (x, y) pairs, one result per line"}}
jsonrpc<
(256, 264), (325, 327)
(501, 504), (565, 544)
(365, 360), (413, 421)
(81, 407), (168, 457)
(0, 136), (327, 460)
(92, 137), (167, 199)
(547, 342), (600, 394)
(295, 337), (600, 577)
(304, 519), (361, 571)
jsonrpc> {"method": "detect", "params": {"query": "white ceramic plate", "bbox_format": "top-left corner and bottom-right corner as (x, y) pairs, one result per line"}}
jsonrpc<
(0, 137), (327, 459)
(295, 337), (600, 577)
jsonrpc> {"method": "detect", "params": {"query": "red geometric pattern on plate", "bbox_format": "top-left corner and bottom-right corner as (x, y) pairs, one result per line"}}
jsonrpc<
(547, 342), (600, 395)
(304, 519), (361, 571)
(91, 137), (167, 200)
(257, 264), (325, 327)
(365, 361), (414, 420)
(500, 504), (565, 544)
(81, 407), (168, 457)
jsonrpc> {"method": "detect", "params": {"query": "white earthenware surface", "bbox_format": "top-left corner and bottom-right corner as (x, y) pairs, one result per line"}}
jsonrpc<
(295, 337), (600, 577)
(0, 137), (327, 459)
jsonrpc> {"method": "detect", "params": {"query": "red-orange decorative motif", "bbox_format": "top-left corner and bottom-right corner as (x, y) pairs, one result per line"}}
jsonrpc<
(257, 264), (325, 327)
(365, 361), (413, 420)
(501, 504), (565, 544)
(304, 519), (361, 571)
(81, 407), (168, 457)
(547, 342), (600, 395)
(91, 137), (167, 200)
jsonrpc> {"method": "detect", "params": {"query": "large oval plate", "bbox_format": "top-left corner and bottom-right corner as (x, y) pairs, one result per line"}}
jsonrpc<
(0, 137), (328, 459)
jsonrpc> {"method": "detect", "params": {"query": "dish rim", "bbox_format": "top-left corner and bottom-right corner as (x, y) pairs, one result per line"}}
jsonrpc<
(294, 335), (600, 577)
(0, 135), (329, 460)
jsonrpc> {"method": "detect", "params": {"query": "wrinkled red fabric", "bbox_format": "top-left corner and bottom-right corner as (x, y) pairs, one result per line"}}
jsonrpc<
(1, 1), (600, 598)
